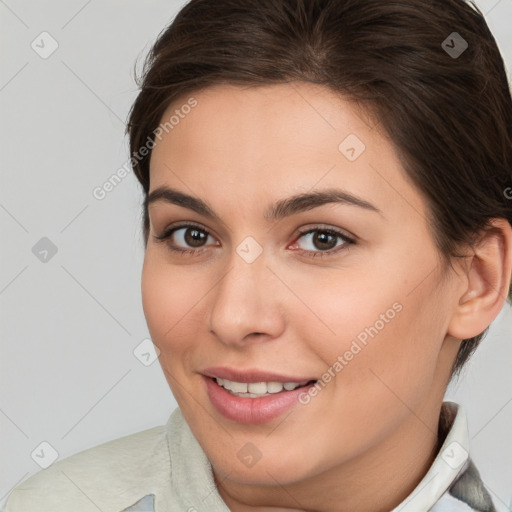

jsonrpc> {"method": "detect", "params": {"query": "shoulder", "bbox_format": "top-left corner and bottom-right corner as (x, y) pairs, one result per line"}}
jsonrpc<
(3, 424), (169, 512)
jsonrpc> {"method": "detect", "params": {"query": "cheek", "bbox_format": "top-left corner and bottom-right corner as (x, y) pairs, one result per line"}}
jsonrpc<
(348, 292), (444, 420)
(141, 255), (208, 405)
(288, 279), (445, 466)
(277, 263), (401, 363)
(294, 261), (443, 401)
(141, 254), (201, 353)
(141, 256), (170, 345)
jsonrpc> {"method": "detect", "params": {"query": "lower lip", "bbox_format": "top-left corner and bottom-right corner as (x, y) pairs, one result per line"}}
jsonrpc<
(203, 376), (316, 424)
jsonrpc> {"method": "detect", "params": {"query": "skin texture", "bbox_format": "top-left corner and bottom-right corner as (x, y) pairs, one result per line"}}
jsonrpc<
(142, 82), (512, 512)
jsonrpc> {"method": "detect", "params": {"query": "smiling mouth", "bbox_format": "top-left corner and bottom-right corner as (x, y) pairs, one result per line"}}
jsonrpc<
(210, 377), (317, 398)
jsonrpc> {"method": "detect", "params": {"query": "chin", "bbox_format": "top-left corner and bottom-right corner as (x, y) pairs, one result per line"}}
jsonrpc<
(218, 462), (308, 487)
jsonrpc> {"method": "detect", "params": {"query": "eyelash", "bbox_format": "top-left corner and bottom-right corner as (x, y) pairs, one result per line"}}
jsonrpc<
(153, 221), (355, 259)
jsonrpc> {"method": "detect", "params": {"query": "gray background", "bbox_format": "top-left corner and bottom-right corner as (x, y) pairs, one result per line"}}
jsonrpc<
(1, 0), (511, 509)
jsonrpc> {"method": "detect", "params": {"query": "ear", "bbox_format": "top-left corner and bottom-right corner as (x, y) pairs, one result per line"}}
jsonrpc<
(447, 218), (512, 340)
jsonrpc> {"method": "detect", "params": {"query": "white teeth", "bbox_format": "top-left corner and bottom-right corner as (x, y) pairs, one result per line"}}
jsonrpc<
(215, 377), (310, 397)
(229, 381), (248, 393)
(247, 382), (267, 394)
(267, 382), (284, 393)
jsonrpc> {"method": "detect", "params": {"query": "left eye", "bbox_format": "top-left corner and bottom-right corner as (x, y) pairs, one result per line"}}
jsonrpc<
(292, 227), (354, 256)
(154, 224), (355, 257)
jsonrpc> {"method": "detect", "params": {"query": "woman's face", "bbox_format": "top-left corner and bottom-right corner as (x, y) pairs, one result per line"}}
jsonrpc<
(142, 82), (463, 487)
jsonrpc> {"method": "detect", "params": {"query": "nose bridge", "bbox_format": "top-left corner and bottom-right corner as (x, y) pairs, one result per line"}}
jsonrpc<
(208, 241), (284, 346)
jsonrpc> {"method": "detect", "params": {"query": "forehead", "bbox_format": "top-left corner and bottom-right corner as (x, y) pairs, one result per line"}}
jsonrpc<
(148, 82), (427, 223)
(152, 82), (376, 165)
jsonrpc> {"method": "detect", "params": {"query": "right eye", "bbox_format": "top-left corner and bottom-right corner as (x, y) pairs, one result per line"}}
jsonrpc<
(154, 222), (219, 255)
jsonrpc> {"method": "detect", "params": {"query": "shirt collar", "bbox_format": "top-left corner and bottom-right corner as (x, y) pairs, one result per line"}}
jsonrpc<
(390, 401), (471, 511)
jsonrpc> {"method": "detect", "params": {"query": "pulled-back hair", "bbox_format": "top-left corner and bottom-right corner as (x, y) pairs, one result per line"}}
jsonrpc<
(126, 0), (512, 377)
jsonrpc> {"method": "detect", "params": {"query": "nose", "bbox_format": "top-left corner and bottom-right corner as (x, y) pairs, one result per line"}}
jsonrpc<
(207, 246), (286, 348)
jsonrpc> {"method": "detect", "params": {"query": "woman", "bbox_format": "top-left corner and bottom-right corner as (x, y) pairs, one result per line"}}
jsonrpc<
(5, 0), (512, 511)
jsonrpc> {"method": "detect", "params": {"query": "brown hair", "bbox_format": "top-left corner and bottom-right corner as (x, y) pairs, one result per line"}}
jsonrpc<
(126, 0), (512, 378)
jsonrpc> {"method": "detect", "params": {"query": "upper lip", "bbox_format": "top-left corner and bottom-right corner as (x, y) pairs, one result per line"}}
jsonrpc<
(201, 366), (317, 383)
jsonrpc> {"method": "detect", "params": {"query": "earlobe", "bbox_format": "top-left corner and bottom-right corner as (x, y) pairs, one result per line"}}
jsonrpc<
(447, 218), (512, 340)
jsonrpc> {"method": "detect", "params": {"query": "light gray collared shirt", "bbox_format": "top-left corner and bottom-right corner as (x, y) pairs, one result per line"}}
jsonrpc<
(3, 401), (496, 512)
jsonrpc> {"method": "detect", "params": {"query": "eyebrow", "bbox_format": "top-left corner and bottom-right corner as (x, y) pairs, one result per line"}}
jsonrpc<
(146, 185), (383, 222)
